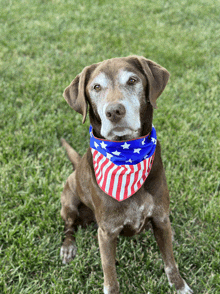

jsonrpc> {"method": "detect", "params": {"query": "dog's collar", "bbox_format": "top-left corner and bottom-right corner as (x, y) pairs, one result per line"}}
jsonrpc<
(90, 125), (157, 165)
(90, 125), (157, 201)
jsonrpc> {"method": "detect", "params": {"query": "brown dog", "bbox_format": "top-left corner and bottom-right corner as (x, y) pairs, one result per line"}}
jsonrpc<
(60, 56), (193, 294)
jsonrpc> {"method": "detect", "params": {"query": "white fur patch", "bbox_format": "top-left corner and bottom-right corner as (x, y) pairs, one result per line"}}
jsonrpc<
(147, 204), (154, 217)
(104, 286), (109, 294)
(91, 72), (110, 89)
(117, 70), (138, 84)
(165, 266), (175, 287)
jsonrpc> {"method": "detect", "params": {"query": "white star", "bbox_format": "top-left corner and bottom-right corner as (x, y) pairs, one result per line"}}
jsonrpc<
(106, 153), (113, 160)
(100, 141), (107, 149)
(126, 159), (133, 163)
(133, 148), (141, 154)
(121, 142), (130, 149)
(141, 138), (146, 145)
(94, 142), (99, 148)
(144, 154), (149, 159)
(151, 138), (157, 144)
(112, 150), (121, 156)
(90, 131), (93, 137)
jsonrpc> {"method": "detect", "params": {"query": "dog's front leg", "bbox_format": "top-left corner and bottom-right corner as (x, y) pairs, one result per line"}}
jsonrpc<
(98, 227), (119, 294)
(152, 216), (193, 294)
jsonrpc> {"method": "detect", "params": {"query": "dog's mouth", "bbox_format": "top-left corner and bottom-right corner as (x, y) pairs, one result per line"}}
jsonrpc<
(106, 127), (140, 141)
(112, 135), (132, 141)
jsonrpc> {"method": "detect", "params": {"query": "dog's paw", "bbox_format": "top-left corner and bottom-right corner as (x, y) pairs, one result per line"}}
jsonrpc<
(60, 241), (77, 264)
(177, 280), (193, 294)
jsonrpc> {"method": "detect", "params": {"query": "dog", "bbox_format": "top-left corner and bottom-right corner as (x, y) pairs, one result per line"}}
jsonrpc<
(60, 56), (193, 294)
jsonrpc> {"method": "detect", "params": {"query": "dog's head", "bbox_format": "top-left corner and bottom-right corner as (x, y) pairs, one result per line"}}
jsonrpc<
(63, 56), (169, 141)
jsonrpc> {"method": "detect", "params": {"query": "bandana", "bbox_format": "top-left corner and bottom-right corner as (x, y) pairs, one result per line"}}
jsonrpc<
(90, 126), (157, 201)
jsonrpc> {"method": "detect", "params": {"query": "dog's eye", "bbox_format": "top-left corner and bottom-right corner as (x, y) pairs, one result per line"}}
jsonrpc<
(93, 84), (101, 91)
(127, 77), (137, 85)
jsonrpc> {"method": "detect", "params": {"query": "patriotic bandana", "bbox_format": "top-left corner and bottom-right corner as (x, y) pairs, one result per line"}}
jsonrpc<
(90, 125), (157, 201)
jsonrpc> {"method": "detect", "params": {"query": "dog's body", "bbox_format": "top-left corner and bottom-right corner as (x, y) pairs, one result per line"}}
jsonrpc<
(60, 56), (193, 293)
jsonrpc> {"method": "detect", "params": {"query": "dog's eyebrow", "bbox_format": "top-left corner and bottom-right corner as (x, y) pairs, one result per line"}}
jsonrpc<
(90, 72), (110, 88)
(117, 69), (139, 84)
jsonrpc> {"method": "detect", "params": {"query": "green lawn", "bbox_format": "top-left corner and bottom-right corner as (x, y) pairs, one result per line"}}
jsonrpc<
(1, 0), (220, 293)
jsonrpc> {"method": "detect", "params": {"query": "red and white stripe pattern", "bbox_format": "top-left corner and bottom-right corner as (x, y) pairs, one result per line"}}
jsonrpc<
(91, 148), (155, 201)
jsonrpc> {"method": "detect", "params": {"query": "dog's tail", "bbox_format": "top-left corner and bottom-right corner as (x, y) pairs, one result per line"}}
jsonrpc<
(61, 138), (81, 170)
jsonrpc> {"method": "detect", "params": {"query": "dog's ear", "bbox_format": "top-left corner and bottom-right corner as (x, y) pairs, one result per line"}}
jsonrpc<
(63, 64), (98, 124)
(129, 56), (170, 109)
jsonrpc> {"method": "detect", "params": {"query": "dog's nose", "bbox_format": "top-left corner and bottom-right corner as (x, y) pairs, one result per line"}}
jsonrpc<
(105, 103), (126, 123)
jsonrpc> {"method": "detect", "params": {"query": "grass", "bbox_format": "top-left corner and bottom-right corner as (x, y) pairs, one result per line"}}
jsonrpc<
(0, 0), (220, 293)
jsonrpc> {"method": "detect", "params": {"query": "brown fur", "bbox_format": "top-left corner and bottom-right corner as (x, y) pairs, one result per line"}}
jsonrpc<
(60, 56), (193, 294)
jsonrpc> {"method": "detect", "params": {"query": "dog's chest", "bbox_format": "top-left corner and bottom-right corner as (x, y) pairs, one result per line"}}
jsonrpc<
(103, 195), (155, 237)
(121, 202), (154, 236)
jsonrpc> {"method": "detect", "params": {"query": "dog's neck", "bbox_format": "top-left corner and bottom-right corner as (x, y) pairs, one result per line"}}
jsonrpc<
(89, 102), (154, 141)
